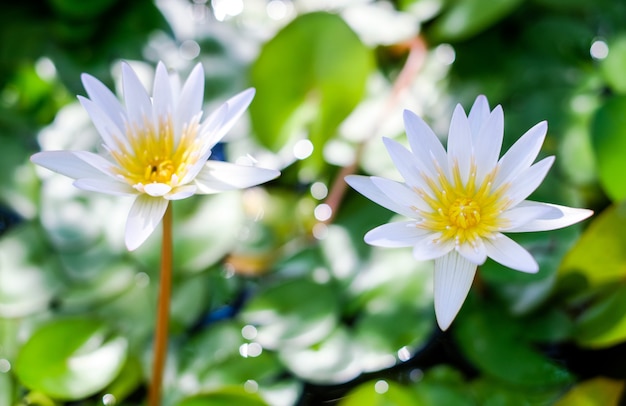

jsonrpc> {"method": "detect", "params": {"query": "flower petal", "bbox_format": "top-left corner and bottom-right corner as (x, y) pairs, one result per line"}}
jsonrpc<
(207, 88), (256, 148)
(456, 239), (487, 265)
(153, 61), (174, 123)
(73, 178), (136, 196)
(495, 121), (547, 188)
(364, 221), (430, 247)
(370, 176), (428, 213)
(447, 104), (474, 185)
(506, 201), (593, 232)
(473, 105), (503, 184)
(165, 185), (197, 200)
(433, 251), (477, 331)
(177, 63), (204, 131)
(412, 236), (455, 261)
(81, 73), (127, 131)
(504, 156), (555, 208)
(194, 160), (279, 194)
(31, 150), (115, 180)
(403, 109), (448, 178)
(467, 95), (490, 136)
(484, 233), (538, 273)
(499, 203), (557, 231)
(125, 195), (169, 251)
(345, 175), (417, 219)
(78, 96), (130, 153)
(144, 183), (172, 197)
(121, 62), (153, 129)
(382, 137), (424, 190)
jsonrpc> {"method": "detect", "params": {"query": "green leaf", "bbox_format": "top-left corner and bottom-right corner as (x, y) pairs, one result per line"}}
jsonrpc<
(590, 96), (626, 202)
(177, 387), (268, 406)
(14, 318), (127, 400)
(240, 277), (340, 350)
(560, 203), (626, 286)
(249, 12), (373, 170)
(574, 283), (626, 348)
(554, 377), (625, 406)
(429, 0), (524, 42)
(601, 35), (626, 94)
(338, 379), (417, 406)
(454, 301), (573, 388)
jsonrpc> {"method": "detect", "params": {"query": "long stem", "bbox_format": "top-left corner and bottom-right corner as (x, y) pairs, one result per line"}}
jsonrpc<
(148, 202), (173, 406)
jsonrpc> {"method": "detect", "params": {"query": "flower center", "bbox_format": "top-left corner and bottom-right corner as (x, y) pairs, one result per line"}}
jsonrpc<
(145, 159), (175, 184)
(414, 161), (511, 245)
(448, 198), (481, 229)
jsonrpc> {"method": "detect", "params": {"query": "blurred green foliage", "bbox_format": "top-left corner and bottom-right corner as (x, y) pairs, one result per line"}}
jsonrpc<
(1, 0), (626, 405)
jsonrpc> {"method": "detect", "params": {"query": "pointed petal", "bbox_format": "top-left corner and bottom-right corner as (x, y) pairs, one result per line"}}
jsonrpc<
(412, 236), (455, 261)
(153, 61), (174, 123)
(78, 96), (130, 153)
(447, 104), (473, 185)
(207, 88), (256, 147)
(31, 150), (115, 180)
(165, 185), (197, 200)
(403, 109), (448, 177)
(364, 221), (430, 247)
(144, 183), (172, 197)
(382, 137), (423, 189)
(194, 161), (279, 194)
(484, 234), (538, 273)
(345, 175), (417, 219)
(456, 239), (487, 265)
(467, 95), (490, 136)
(495, 121), (547, 188)
(500, 203), (557, 231)
(125, 195), (169, 251)
(370, 176), (428, 213)
(81, 73), (126, 131)
(73, 178), (136, 196)
(433, 251), (477, 330)
(506, 201), (593, 232)
(177, 63), (204, 129)
(474, 105), (504, 184)
(121, 62), (153, 128)
(504, 156), (555, 208)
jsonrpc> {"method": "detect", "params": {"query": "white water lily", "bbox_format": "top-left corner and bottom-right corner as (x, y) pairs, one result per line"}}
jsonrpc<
(31, 62), (280, 250)
(345, 96), (592, 331)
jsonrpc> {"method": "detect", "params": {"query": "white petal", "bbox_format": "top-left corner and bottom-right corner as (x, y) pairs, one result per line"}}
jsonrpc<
(433, 251), (477, 331)
(506, 201), (593, 232)
(152, 61), (174, 123)
(73, 178), (136, 196)
(456, 239), (487, 265)
(467, 95), (490, 136)
(207, 88), (256, 147)
(473, 105), (503, 184)
(165, 185), (197, 200)
(345, 175), (417, 219)
(447, 104), (473, 186)
(403, 110), (448, 178)
(121, 62), (153, 129)
(382, 137), (424, 190)
(370, 176), (427, 213)
(81, 73), (126, 131)
(495, 121), (547, 188)
(144, 183), (172, 197)
(499, 203), (557, 231)
(484, 233), (538, 273)
(364, 221), (430, 247)
(78, 96), (130, 153)
(177, 63), (204, 130)
(31, 150), (115, 180)
(125, 195), (169, 251)
(504, 156), (555, 208)
(412, 236), (455, 261)
(194, 160), (279, 194)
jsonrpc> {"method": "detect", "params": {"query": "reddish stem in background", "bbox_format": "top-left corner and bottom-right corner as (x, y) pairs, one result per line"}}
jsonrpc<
(148, 203), (173, 406)
(323, 36), (427, 223)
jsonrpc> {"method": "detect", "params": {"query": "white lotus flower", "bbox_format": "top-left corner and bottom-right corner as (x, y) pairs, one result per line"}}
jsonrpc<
(345, 96), (592, 331)
(31, 62), (280, 251)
